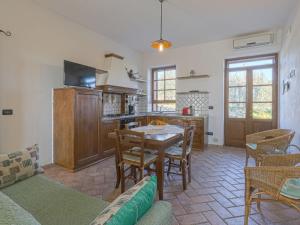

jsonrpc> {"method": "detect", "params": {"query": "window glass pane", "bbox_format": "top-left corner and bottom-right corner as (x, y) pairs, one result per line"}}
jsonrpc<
(253, 68), (273, 85)
(165, 70), (176, 79)
(229, 71), (246, 86)
(156, 80), (164, 90)
(153, 91), (164, 100)
(228, 59), (274, 69)
(229, 103), (246, 118)
(253, 103), (272, 119)
(229, 87), (246, 102)
(165, 80), (175, 89)
(253, 86), (272, 102)
(154, 71), (164, 80)
(157, 91), (164, 100)
(165, 90), (176, 100)
(153, 103), (176, 112)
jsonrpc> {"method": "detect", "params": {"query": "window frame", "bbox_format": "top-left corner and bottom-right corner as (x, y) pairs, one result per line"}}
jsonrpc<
(151, 65), (176, 112)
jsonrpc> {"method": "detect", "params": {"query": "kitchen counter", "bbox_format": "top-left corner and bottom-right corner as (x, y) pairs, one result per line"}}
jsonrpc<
(102, 113), (208, 121)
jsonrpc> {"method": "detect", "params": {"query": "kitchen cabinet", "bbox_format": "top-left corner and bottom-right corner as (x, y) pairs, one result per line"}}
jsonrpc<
(151, 116), (207, 151)
(53, 88), (102, 171)
(101, 119), (120, 157)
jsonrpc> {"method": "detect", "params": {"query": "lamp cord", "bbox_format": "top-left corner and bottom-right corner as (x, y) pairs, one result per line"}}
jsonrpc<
(160, 0), (163, 40)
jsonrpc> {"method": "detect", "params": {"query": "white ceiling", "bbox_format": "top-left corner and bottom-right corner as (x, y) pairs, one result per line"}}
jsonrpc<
(33, 0), (298, 52)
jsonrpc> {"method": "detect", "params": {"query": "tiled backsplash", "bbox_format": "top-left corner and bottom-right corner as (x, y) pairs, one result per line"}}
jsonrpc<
(103, 92), (208, 116)
(176, 92), (209, 115)
(103, 93), (121, 115)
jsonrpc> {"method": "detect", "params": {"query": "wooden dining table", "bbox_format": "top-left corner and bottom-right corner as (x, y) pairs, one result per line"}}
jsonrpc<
(108, 125), (184, 200)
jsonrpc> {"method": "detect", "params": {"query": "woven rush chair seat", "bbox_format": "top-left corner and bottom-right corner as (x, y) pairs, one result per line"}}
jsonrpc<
(123, 151), (157, 165)
(165, 146), (191, 159)
(115, 129), (158, 193)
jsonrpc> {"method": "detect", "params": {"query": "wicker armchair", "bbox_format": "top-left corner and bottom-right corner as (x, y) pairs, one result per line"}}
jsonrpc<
(245, 129), (295, 166)
(244, 153), (300, 225)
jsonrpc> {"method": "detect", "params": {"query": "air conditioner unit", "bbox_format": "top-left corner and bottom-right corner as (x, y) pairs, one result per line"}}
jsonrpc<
(233, 33), (274, 49)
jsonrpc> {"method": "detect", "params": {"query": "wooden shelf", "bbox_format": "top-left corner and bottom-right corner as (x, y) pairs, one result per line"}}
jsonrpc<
(176, 75), (210, 80)
(176, 91), (209, 95)
(96, 69), (108, 74)
(130, 78), (147, 83)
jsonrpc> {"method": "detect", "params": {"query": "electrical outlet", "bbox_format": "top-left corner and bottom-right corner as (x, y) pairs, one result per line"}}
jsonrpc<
(2, 109), (13, 115)
(213, 138), (218, 143)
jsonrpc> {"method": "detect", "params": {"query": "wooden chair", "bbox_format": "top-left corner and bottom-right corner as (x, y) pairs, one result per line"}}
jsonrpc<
(245, 129), (295, 166)
(167, 119), (188, 147)
(244, 153), (300, 225)
(165, 125), (195, 190)
(125, 121), (141, 129)
(115, 129), (158, 193)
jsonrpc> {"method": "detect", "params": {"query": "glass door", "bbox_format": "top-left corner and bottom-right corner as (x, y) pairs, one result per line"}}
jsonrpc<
(225, 54), (278, 147)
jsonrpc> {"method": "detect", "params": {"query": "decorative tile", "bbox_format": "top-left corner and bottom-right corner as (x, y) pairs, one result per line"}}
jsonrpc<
(176, 93), (209, 115)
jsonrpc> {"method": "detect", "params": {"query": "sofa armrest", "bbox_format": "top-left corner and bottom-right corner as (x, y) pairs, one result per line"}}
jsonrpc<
(136, 201), (172, 225)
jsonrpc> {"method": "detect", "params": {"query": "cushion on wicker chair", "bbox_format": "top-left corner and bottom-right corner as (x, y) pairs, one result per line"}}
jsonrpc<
(246, 143), (257, 150)
(280, 163), (300, 199)
(280, 178), (300, 199)
(123, 152), (157, 164)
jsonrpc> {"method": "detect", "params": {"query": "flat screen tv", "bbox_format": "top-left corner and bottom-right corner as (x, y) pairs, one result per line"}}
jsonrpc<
(64, 60), (96, 88)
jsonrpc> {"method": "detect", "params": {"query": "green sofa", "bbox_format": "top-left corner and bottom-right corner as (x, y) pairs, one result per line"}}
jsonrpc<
(1, 175), (172, 225)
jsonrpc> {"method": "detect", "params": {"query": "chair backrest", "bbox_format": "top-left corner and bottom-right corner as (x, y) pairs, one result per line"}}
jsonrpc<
(182, 125), (195, 157)
(125, 121), (141, 129)
(261, 153), (300, 166)
(167, 119), (189, 128)
(257, 129), (295, 153)
(115, 129), (145, 167)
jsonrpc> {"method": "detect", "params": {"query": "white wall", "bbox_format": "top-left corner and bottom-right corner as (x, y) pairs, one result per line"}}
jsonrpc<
(280, 2), (300, 146)
(143, 33), (281, 145)
(0, 0), (142, 165)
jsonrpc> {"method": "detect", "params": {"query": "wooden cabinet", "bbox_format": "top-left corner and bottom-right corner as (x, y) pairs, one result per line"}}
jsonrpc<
(101, 119), (120, 157)
(135, 116), (148, 126)
(53, 88), (102, 171)
(188, 119), (206, 151)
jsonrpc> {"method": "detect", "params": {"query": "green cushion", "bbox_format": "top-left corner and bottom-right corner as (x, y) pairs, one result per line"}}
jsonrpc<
(136, 201), (172, 225)
(246, 143), (257, 150)
(91, 176), (157, 225)
(0, 191), (41, 225)
(1, 175), (109, 225)
(281, 178), (300, 199)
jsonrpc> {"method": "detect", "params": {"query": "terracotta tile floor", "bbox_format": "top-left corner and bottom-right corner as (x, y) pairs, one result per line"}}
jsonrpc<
(44, 146), (300, 225)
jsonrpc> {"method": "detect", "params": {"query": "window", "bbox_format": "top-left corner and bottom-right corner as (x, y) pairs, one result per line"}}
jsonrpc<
(152, 66), (176, 112)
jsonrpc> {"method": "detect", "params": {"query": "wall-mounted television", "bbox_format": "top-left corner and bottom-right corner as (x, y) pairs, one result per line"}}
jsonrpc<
(64, 60), (96, 88)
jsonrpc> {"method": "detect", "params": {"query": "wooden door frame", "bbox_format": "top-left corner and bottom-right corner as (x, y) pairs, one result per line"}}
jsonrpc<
(224, 53), (279, 146)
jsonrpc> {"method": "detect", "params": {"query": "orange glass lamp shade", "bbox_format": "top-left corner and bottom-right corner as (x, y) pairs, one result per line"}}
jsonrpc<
(151, 39), (172, 52)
